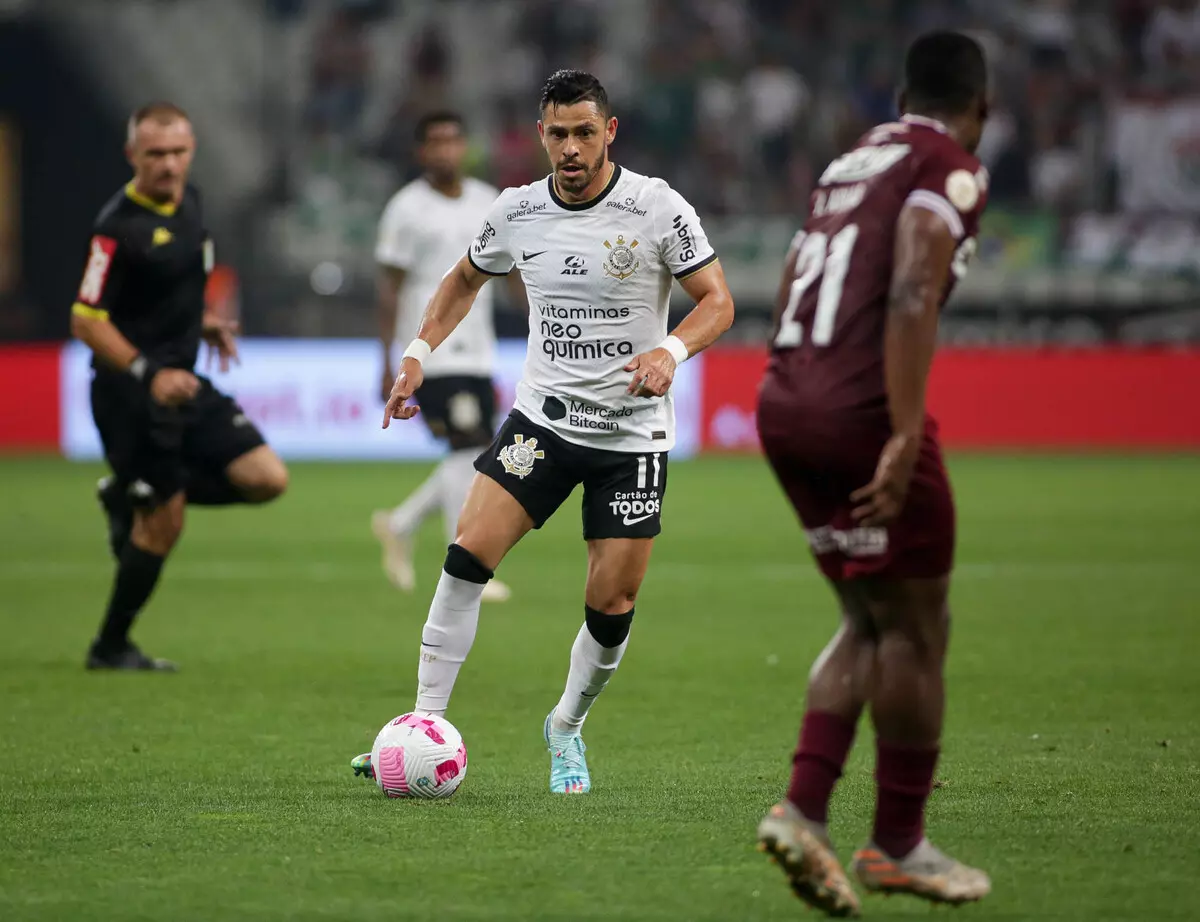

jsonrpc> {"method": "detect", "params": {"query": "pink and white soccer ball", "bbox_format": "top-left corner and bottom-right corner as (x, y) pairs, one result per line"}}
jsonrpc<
(371, 713), (467, 799)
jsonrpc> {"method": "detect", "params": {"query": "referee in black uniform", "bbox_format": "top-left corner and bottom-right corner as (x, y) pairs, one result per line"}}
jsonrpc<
(70, 102), (289, 671)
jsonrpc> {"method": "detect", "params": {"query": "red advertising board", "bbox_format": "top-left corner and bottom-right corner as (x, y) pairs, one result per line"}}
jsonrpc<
(0, 344), (60, 450)
(4, 343), (1199, 455)
(700, 347), (1200, 450)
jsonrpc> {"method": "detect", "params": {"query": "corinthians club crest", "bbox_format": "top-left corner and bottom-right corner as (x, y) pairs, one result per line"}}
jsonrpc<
(497, 433), (545, 479)
(603, 235), (641, 280)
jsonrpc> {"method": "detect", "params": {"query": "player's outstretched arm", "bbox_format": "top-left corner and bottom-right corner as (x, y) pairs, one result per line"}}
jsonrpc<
(624, 261), (735, 397)
(851, 205), (957, 525)
(415, 254), (489, 351)
(382, 254), (488, 428)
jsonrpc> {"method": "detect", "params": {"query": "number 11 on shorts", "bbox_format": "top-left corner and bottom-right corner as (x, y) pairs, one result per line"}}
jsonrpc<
(636, 454), (661, 490)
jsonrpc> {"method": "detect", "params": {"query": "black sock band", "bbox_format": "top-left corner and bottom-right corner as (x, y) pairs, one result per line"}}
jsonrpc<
(185, 469), (246, 506)
(96, 544), (166, 653)
(585, 604), (634, 648)
(443, 543), (494, 584)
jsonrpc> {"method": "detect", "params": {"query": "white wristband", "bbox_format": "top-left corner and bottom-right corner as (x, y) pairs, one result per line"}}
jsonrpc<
(658, 335), (689, 365)
(402, 339), (432, 365)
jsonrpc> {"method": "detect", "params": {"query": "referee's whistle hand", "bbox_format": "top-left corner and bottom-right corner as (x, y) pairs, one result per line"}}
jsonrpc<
(382, 361), (423, 429)
(150, 369), (200, 407)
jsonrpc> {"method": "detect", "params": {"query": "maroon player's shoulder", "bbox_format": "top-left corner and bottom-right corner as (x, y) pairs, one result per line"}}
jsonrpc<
(893, 119), (989, 231)
(922, 126), (984, 177)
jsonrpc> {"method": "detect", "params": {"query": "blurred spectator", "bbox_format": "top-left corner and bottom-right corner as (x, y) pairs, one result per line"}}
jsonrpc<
(305, 8), (371, 138)
(1030, 120), (1084, 209)
(1142, 0), (1200, 89)
(372, 26), (453, 182)
(631, 42), (698, 176)
(492, 98), (544, 189)
(282, 0), (1194, 262)
(522, 0), (602, 69)
(975, 103), (1032, 203)
(853, 56), (899, 126)
(576, 39), (632, 107)
(266, 0), (304, 18)
(743, 48), (810, 175)
(413, 26), (450, 87)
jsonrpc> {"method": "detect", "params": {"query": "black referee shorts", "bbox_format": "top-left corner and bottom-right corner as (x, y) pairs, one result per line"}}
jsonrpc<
(90, 371), (265, 505)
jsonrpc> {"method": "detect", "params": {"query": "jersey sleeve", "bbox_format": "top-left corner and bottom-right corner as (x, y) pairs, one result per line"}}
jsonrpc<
(71, 231), (126, 321)
(466, 192), (515, 276)
(655, 185), (718, 280)
(375, 192), (418, 270)
(905, 147), (988, 242)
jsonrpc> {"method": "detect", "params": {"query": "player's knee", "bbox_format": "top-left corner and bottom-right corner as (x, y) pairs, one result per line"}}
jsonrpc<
(236, 458), (289, 503)
(443, 543), (494, 585)
(585, 604), (634, 647)
(253, 463), (289, 502)
(585, 584), (638, 615)
(907, 603), (949, 656)
(878, 615), (946, 668)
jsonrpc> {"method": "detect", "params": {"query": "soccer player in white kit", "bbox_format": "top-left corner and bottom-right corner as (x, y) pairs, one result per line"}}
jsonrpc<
(352, 71), (735, 793)
(370, 112), (523, 603)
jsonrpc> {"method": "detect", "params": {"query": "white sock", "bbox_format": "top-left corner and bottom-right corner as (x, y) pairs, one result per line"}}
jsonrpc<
(439, 449), (478, 547)
(388, 468), (441, 536)
(551, 619), (631, 735)
(414, 568), (484, 716)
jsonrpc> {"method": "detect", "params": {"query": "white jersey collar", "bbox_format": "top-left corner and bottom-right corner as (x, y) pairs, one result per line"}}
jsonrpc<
(548, 164), (623, 211)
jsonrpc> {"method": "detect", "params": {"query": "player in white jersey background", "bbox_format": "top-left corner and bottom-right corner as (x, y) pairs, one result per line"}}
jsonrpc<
(370, 112), (525, 604)
(352, 71), (735, 794)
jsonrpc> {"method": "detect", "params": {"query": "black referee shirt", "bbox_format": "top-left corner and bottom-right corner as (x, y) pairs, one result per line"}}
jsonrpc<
(72, 183), (212, 370)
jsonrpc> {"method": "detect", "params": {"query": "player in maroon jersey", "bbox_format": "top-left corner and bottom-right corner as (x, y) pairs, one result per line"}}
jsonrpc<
(754, 32), (993, 915)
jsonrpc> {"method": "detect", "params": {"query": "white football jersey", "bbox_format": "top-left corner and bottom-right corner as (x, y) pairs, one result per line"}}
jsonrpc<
(376, 176), (500, 377)
(467, 165), (716, 452)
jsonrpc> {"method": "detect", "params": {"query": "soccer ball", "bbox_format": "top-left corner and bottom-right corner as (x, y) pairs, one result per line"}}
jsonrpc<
(371, 713), (467, 799)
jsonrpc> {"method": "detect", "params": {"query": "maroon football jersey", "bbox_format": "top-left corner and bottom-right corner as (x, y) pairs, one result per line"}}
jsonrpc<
(764, 115), (989, 417)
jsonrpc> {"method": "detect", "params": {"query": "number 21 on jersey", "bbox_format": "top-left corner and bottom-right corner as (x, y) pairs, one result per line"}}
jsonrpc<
(774, 224), (859, 348)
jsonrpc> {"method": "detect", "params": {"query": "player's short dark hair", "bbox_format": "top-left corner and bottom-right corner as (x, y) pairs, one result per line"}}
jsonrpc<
(539, 69), (609, 118)
(415, 110), (465, 143)
(902, 31), (987, 116)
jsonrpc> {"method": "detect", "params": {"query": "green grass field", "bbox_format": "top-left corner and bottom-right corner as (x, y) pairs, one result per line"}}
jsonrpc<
(1, 454), (1198, 922)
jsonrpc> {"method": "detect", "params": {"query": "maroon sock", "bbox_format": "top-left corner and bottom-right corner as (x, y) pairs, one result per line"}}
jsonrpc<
(873, 740), (940, 858)
(785, 710), (857, 824)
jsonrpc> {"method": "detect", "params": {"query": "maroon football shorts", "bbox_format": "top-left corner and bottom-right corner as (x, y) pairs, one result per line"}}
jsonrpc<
(756, 393), (955, 582)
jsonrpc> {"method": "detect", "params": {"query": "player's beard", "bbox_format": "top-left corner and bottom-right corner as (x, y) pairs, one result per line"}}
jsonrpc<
(556, 149), (606, 197)
(426, 162), (460, 188)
